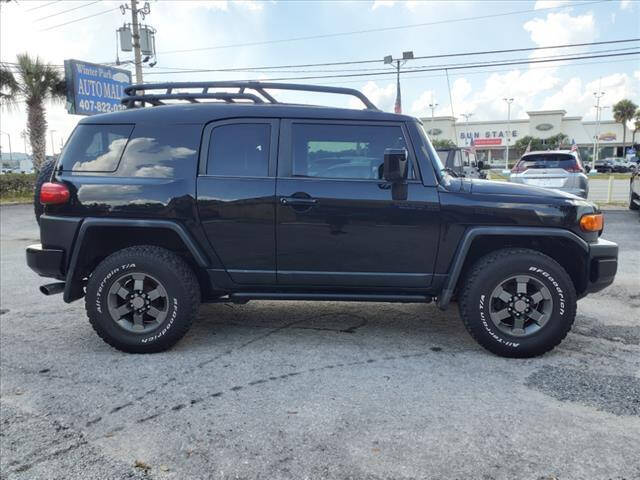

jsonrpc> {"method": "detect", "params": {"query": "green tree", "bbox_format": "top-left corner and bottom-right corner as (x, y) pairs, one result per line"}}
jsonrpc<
(613, 99), (638, 156)
(514, 136), (544, 155)
(632, 108), (640, 146)
(431, 138), (456, 149)
(0, 54), (65, 170)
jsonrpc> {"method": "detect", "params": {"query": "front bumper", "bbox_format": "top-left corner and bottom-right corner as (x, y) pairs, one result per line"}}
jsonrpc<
(26, 244), (65, 280)
(584, 238), (618, 295)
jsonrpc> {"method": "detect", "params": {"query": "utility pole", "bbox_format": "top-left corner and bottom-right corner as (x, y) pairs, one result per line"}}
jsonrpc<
(0, 130), (12, 163)
(592, 91), (605, 172)
(461, 113), (474, 123)
(429, 102), (438, 138)
(384, 51), (413, 114)
(503, 97), (514, 173)
(130, 0), (143, 84)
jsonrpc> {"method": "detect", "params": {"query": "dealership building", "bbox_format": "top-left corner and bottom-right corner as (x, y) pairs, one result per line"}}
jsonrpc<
(420, 109), (635, 165)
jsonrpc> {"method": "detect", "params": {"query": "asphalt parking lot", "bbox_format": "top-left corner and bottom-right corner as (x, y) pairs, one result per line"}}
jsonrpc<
(1, 204), (639, 480)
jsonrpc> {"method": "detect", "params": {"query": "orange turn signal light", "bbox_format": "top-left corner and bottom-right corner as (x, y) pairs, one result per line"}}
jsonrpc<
(580, 213), (603, 232)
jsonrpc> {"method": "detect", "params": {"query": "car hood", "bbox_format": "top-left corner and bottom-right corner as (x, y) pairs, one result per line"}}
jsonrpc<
(469, 178), (579, 200)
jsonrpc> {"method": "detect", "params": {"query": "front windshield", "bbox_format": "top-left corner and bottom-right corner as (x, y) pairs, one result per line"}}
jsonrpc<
(416, 123), (446, 180)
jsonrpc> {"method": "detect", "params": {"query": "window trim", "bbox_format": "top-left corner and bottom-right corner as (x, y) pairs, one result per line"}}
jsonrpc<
(198, 118), (279, 178)
(277, 119), (422, 183)
(60, 123), (134, 173)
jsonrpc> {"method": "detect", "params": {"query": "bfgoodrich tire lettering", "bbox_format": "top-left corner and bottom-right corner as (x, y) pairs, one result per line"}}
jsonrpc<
(85, 246), (200, 353)
(458, 248), (577, 358)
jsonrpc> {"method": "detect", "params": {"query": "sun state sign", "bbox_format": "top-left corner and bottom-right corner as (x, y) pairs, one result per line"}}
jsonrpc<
(64, 60), (131, 116)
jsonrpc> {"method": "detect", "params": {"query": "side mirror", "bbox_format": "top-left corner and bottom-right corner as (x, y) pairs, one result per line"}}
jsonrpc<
(383, 148), (408, 183)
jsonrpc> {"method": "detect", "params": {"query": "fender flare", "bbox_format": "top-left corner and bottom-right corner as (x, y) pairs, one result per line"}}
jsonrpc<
(437, 226), (589, 310)
(63, 218), (209, 303)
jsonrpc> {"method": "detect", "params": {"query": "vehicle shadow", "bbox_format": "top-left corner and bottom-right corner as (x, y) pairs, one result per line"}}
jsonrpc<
(182, 300), (478, 353)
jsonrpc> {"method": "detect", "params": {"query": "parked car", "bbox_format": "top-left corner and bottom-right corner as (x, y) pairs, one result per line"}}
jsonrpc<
(594, 158), (615, 173)
(630, 167), (640, 212)
(26, 81), (617, 358)
(436, 148), (487, 179)
(510, 150), (589, 198)
(610, 157), (637, 173)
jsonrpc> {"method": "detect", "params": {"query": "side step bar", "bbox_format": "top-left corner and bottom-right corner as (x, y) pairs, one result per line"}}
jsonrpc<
(224, 292), (433, 304)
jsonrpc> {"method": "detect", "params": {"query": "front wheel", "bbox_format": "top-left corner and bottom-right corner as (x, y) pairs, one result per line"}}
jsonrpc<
(458, 248), (577, 358)
(85, 246), (201, 353)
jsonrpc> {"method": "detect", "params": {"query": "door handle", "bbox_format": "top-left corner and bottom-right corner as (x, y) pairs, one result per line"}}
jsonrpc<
(280, 196), (318, 206)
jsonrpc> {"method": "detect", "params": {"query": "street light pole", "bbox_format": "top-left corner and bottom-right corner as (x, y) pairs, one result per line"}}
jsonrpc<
(429, 102), (438, 138)
(0, 130), (13, 163)
(592, 91), (605, 171)
(503, 98), (514, 173)
(384, 51), (413, 114)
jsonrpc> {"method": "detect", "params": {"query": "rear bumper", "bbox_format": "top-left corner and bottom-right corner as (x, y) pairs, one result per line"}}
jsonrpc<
(26, 244), (65, 280)
(584, 238), (618, 295)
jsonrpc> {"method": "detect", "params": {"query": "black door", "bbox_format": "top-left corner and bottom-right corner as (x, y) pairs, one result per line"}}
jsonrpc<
(197, 119), (279, 284)
(276, 120), (440, 288)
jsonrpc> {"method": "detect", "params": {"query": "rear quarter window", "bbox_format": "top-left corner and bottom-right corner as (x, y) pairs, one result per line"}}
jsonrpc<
(59, 124), (133, 172)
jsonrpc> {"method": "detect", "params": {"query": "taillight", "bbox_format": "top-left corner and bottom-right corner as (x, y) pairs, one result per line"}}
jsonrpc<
(564, 160), (584, 173)
(40, 182), (70, 205)
(511, 161), (526, 173)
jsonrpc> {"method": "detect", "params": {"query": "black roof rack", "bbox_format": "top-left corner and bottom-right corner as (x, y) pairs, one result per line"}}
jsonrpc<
(121, 81), (378, 110)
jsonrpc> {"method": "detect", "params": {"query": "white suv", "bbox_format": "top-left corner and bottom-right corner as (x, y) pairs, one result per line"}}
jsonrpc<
(510, 150), (589, 198)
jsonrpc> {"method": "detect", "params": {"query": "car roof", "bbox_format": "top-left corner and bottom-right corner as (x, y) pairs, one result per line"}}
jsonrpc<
(80, 103), (418, 125)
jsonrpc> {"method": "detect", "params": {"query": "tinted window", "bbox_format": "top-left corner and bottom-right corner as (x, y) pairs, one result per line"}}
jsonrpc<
(118, 124), (200, 178)
(207, 124), (270, 176)
(519, 153), (578, 169)
(292, 123), (412, 180)
(60, 124), (133, 172)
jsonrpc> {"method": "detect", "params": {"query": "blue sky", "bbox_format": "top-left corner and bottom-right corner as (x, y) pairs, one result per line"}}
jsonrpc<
(1, 0), (639, 154)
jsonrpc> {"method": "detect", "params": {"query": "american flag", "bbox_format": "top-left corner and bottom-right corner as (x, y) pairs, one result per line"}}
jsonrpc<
(570, 139), (578, 152)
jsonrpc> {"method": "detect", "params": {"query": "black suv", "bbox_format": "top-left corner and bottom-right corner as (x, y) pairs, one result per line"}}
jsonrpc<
(26, 81), (618, 358)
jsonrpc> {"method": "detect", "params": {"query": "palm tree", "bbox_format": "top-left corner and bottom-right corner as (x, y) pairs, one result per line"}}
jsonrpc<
(632, 109), (640, 146)
(0, 54), (65, 170)
(612, 99), (638, 157)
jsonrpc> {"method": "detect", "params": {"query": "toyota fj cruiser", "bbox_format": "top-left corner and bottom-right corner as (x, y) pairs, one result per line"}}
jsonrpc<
(26, 81), (618, 357)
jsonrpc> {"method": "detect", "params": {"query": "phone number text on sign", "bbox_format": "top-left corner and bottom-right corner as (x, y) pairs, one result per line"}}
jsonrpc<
(77, 99), (128, 114)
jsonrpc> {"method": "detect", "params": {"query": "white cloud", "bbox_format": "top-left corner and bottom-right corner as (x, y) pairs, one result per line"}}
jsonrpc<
(350, 81), (396, 111)
(371, 0), (396, 10)
(234, 0), (264, 12)
(620, 0), (632, 10)
(523, 12), (596, 51)
(411, 90), (437, 116)
(181, 1), (229, 11)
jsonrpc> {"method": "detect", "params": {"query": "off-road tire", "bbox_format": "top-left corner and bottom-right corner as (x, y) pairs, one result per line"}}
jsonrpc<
(85, 246), (200, 353)
(458, 248), (577, 358)
(34, 159), (56, 224)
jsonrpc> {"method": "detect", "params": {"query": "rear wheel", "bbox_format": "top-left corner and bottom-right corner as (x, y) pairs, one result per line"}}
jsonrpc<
(85, 246), (200, 353)
(458, 248), (577, 358)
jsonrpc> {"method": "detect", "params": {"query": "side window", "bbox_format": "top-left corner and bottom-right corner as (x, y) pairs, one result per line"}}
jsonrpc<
(59, 124), (133, 172)
(291, 123), (414, 180)
(452, 151), (463, 168)
(207, 123), (270, 176)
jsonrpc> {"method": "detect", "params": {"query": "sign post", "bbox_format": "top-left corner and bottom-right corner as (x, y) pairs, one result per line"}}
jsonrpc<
(64, 60), (132, 116)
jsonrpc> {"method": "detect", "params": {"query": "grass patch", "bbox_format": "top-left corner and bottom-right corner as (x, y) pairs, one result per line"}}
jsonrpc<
(0, 194), (33, 205)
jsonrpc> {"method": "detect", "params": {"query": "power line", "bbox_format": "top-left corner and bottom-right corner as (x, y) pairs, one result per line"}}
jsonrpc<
(25, 0), (62, 12)
(144, 38), (639, 74)
(157, 0), (609, 55)
(224, 51), (640, 82)
(34, 1), (101, 22)
(39, 6), (120, 32)
(143, 45), (640, 76)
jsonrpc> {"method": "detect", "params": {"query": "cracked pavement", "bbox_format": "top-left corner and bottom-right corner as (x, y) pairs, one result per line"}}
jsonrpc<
(1, 204), (639, 479)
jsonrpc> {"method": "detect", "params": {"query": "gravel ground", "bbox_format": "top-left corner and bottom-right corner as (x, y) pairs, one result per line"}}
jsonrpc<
(1, 204), (639, 480)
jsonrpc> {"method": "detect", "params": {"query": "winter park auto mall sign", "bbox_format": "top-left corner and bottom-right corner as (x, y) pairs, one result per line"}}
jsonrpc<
(64, 59), (131, 116)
